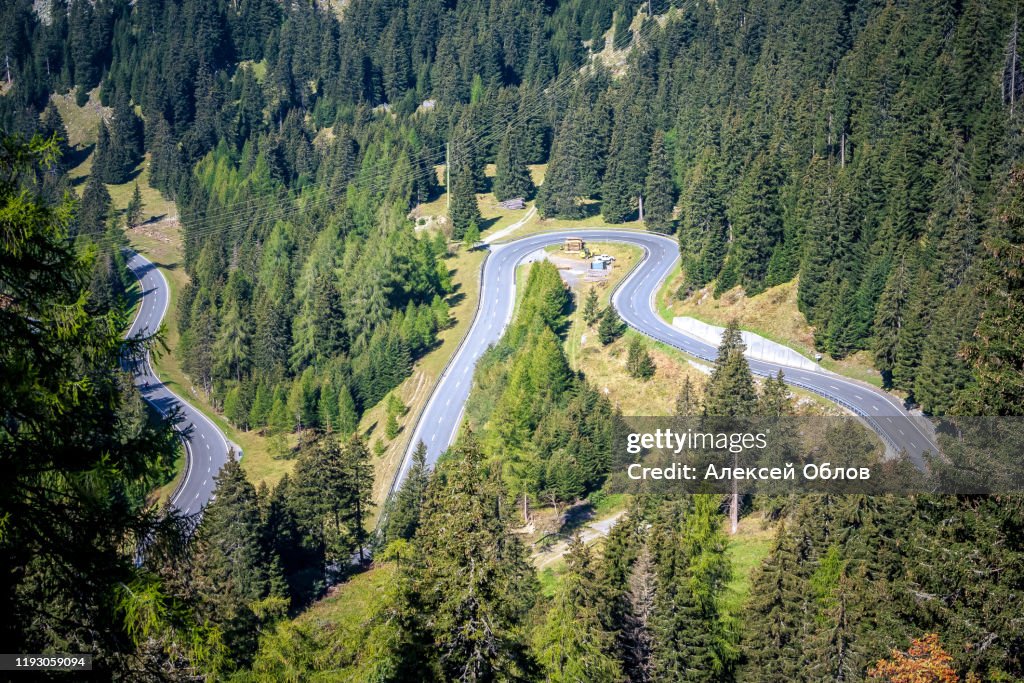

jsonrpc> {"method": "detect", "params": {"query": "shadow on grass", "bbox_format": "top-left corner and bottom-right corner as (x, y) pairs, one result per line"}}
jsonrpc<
(65, 143), (94, 176)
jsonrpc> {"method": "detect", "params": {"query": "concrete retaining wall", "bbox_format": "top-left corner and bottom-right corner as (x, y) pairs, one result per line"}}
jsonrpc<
(672, 317), (822, 372)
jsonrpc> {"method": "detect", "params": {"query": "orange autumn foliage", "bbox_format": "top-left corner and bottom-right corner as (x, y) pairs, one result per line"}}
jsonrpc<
(869, 633), (978, 683)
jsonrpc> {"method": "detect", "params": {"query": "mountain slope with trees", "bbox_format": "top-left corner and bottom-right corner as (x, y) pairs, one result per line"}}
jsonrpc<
(3, 0), (1024, 679)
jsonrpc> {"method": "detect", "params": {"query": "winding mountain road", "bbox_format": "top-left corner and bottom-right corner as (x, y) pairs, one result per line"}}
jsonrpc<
(125, 230), (936, 517)
(125, 250), (231, 517)
(392, 229), (938, 498)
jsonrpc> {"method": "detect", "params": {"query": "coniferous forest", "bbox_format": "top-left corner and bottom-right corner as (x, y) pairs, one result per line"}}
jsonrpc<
(2, 0), (1024, 680)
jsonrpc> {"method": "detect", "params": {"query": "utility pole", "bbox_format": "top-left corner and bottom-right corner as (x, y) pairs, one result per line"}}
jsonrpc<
(445, 142), (451, 212)
(638, 192), (644, 222)
(5, 54), (11, 85)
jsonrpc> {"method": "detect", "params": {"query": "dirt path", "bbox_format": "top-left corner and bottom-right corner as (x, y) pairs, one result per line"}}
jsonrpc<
(483, 205), (537, 244)
(532, 509), (627, 568)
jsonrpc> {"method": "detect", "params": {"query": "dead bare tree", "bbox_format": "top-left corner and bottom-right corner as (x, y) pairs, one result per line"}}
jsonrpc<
(1005, 8), (1022, 116)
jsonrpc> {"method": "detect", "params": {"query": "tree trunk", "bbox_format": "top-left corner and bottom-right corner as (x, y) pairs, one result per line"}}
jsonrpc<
(730, 483), (739, 535)
(356, 497), (365, 563)
(730, 451), (739, 534)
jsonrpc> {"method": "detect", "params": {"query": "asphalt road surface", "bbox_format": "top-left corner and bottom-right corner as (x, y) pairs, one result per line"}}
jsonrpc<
(392, 229), (938, 499)
(125, 250), (230, 517)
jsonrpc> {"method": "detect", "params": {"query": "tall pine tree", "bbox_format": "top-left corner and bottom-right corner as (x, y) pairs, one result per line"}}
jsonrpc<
(194, 454), (287, 668)
(494, 125), (535, 201)
(533, 536), (622, 683)
(404, 433), (538, 680)
(643, 130), (675, 233)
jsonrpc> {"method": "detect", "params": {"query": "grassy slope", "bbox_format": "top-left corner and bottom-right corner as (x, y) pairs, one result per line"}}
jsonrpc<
(412, 163), (546, 239)
(561, 243), (709, 416)
(294, 562), (397, 630)
(248, 562), (398, 675)
(657, 268), (884, 388)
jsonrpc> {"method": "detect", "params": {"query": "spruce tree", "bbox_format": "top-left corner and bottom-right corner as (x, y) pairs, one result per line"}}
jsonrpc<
(874, 251), (913, 387)
(262, 474), (322, 607)
(796, 167), (840, 325)
(675, 375), (702, 416)
(447, 156), (481, 240)
(384, 441), (430, 543)
(643, 130), (675, 233)
(494, 125), (535, 201)
(93, 95), (144, 185)
(962, 166), (1024, 414)
(538, 94), (605, 219)
(598, 305), (625, 345)
(341, 434), (373, 562)
(601, 101), (649, 224)
(125, 182), (143, 229)
(405, 433), (539, 680)
(583, 287), (600, 325)
(809, 496), (907, 676)
(38, 102), (71, 165)
(451, 115), (486, 192)
(915, 291), (976, 415)
(601, 166), (634, 224)
(194, 454), (287, 666)
(679, 149), (727, 289)
(88, 229), (130, 310)
(892, 272), (932, 395)
(741, 525), (811, 681)
(78, 171), (111, 237)
(760, 370), (791, 417)
(622, 541), (657, 682)
(93, 120), (114, 182)
(290, 434), (373, 570)
(728, 154), (782, 294)
(650, 497), (735, 681)
(107, 93), (143, 182)
(824, 280), (862, 358)
(534, 536), (622, 683)
(704, 320), (757, 533)
(704, 321), (758, 417)
(626, 335), (656, 380)
(148, 115), (180, 194)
